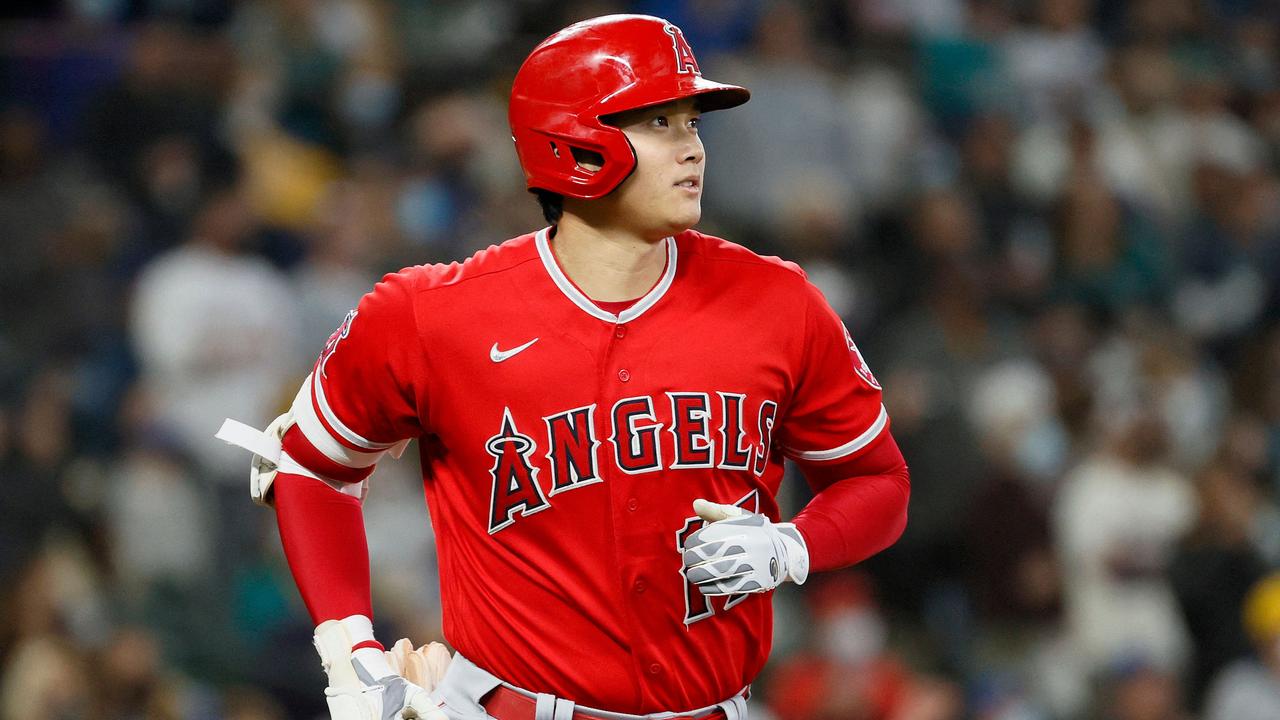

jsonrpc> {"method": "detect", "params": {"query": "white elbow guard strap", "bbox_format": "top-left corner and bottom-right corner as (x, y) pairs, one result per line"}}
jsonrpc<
(215, 412), (295, 506)
(216, 376), (410, 507)
(216, 411), (373, 506)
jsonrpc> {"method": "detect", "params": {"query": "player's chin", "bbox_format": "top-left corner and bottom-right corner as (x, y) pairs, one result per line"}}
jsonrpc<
(664, 201), (701, 233)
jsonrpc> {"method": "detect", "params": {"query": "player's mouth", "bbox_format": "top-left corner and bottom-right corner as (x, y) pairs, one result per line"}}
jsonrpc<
(675, 176), (701, 194)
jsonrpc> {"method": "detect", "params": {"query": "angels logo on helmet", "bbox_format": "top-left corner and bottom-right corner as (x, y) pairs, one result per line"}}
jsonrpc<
(664, 24), (700, 75)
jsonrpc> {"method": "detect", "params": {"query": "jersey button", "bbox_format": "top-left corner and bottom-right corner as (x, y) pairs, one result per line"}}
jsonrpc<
(627, 498), (639, 512)
(617, 369), (631, 382)
(634, 579), (646, 593)
(648, 663), (661, 675)
(615, 325), (626, 339)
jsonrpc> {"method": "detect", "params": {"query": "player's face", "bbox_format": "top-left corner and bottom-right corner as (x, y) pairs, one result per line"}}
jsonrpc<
(596, 98), (705, 238)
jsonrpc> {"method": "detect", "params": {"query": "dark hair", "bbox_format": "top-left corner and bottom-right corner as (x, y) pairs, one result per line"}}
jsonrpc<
(534, 189), (564, 225)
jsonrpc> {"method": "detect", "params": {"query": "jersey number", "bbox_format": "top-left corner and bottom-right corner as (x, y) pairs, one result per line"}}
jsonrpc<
(675, 490), (760, 625)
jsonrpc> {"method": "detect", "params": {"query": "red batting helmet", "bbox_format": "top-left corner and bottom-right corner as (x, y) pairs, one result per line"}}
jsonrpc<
(509, 14), (750, 200)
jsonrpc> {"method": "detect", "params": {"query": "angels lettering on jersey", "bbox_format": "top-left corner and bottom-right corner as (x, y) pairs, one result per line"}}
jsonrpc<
(484, 392), (777, 535)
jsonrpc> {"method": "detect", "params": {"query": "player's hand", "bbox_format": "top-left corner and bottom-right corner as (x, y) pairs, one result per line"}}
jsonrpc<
(324, 667), (441, 720)
(682, 499), (810, 596)
(315, 619), (446, 720)
(385, 638), (452, 691)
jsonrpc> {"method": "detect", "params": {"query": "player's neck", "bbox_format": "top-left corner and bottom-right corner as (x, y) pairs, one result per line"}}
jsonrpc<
(550, 215), (670, 303)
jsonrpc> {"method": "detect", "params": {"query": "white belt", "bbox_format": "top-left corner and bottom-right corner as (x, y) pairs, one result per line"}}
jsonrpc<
(432, 653), (749, 720)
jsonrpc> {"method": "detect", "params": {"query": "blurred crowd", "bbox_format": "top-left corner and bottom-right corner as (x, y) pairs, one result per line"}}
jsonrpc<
(2, 0), (1280, 718)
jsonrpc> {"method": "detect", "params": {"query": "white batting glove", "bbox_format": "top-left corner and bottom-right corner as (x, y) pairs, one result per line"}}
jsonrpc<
(315, 617), (445, 720)
(682, 499), (810, 596)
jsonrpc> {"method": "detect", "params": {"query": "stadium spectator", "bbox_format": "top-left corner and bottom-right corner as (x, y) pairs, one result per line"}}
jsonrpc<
(1054, 405), (1196, 676)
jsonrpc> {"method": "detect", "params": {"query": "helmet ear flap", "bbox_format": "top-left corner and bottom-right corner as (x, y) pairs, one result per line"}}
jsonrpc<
(565, 126), (636, 198)
(512, 120), (636, 199)
(568, 146), (605, 172)
(546, 141), (603, 173)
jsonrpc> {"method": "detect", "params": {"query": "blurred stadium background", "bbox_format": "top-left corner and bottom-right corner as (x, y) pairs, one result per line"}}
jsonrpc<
(3, 0), (1280, 718)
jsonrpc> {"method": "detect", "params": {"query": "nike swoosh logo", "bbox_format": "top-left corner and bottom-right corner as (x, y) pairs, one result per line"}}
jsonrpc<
(490, 338), (539, 363)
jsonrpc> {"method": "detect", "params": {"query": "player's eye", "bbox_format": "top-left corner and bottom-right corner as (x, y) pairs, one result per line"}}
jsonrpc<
(688, 116), (701, 131)
(651, 116), (669, 128)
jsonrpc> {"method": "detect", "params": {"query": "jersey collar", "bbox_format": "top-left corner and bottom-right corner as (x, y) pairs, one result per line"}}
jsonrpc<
(534, 227), (678, 325)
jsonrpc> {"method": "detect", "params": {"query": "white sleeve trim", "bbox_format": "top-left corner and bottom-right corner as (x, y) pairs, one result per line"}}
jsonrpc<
(311, 372), (399, 450)
(785, 404), (889, 462)
(290, 375), (387, 469)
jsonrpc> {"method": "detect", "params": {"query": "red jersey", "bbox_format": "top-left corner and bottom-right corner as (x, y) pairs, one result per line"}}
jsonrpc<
(283, 228), (890, 712)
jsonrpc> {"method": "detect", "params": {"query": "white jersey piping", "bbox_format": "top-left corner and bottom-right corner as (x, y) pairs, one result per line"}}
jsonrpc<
(534, 227), (677, 324)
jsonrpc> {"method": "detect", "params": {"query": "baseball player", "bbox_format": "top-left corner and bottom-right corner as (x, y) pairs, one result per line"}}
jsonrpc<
(217, 14), (909, 720)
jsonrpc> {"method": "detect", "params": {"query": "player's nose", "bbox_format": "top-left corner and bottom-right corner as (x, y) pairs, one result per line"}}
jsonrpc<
(679, 133), (704, 165)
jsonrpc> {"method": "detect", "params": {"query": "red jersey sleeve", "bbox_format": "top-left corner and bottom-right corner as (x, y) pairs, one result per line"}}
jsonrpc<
(280, 271), (427, 484)
(782, 281), (909, 572)
(778, 281), (888, 465)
